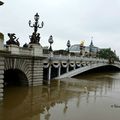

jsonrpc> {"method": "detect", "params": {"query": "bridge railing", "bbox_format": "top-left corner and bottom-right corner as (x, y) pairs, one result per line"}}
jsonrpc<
(44, 54), (108, 63)
(19, 47), (32, 56)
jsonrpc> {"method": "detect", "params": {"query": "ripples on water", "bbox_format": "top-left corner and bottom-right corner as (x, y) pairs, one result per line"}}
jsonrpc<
(1, 72), (120, 120)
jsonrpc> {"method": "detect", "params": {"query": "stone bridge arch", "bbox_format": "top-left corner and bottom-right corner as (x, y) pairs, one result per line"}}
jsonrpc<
(4, 57), (32, 86)
(0, 53), (43, 100)
(2, 55), (43, 87)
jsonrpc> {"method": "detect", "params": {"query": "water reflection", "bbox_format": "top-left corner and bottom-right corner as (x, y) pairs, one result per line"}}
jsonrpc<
(1, 72), (120, 120)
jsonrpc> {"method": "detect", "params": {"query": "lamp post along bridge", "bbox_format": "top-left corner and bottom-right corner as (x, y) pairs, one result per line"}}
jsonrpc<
(29, 13), (44, 44)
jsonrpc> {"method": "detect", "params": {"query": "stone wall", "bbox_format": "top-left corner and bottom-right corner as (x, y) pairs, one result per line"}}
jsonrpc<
(29, 58), (43, 86)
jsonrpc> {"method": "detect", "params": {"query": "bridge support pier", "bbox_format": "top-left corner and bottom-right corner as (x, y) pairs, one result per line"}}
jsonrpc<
(30, 44), (43, 57)
(30, 58), (43, 86)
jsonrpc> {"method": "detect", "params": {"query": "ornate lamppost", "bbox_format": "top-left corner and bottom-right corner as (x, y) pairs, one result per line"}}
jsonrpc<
(48, 35), (53, 52)
(67, 40), (71, 53)
(0, 1), (4, 6)
(48, 35), (54, 84)
(29, 13), (44, 44)
(66, 40), (71, 73)
(89, 45), (92, 57)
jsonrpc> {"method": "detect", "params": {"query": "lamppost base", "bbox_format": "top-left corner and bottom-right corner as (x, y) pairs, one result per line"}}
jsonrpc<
(28, 43), (43, 56)
(7, 44), (19, 54)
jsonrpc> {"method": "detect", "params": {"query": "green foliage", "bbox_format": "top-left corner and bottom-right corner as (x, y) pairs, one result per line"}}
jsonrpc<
(98, 48), (119, 61)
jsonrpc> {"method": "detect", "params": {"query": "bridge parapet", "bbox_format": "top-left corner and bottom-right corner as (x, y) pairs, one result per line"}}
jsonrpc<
(44, 54), (108, 63)
(4, 44), (43, 57)
(19, 47), (32, 56)
(114, 61), (120, 65)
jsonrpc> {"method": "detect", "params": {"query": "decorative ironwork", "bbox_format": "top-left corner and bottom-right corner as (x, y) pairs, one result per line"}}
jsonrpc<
(29, 13), (44, 44)
(6, 33), (20, 46)
(67, 40), (71, 53)
(48, 35), (53, 52)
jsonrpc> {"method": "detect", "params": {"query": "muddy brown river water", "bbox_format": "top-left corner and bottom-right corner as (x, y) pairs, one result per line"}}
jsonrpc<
(0, 72), (120, 120)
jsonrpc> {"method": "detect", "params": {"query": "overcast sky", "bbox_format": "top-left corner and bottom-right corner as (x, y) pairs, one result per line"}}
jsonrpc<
(0, 0), (120, 56)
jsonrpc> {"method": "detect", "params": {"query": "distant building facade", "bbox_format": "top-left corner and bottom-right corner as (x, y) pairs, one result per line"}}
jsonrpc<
(68, 41), (99, 57)
(43, 41), (100, 57)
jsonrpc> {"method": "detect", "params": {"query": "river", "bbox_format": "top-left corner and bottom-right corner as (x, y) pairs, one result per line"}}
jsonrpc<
(0, 71), (120, 120)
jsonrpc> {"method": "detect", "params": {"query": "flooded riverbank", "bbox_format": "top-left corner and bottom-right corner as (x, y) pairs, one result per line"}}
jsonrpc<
(1, 72), (120, 120)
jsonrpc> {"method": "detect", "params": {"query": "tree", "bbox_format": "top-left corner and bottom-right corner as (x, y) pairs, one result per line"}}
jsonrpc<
(98, 48), (119, 61)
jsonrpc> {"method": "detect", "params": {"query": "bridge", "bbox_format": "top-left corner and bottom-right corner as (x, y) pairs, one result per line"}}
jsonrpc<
(0, 13), (120, 101)
(0, 32), (120, 100)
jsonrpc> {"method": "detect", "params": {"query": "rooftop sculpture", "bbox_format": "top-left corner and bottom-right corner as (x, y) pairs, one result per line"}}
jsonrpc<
(6, 33), (20, 46)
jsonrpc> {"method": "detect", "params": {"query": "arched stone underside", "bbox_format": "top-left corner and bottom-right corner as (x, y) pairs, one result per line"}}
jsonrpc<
(4, 57), (43, 86)
(55, 63), (120, 79)
(4, 58), (31, 86)
(0, 55), (43, 100)
(4, 69), (28, 86)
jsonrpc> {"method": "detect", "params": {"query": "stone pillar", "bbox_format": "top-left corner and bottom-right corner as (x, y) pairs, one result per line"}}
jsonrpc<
(28, 44), (44, 86)
(30, 58), (43, 86)
(0, 33), (4, 50)
(29, 44), (43, 57)
(0, 57), (4, 101)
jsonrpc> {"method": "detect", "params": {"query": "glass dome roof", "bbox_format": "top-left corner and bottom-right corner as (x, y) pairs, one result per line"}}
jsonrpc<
(67, 43), (98, 53)
(69, 44), (80, 51)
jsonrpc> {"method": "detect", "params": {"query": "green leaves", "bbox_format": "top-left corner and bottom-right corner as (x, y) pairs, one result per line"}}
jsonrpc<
(98, 48), (119, 61)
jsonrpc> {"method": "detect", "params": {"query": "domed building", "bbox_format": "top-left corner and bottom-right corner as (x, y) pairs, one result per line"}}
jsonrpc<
(68, 41), (99, 57)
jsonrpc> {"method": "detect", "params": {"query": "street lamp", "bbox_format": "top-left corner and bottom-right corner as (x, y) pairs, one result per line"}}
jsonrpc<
(29, 13), (44, 34)
(0, 1), (4, 6)
(67, 40), (71, 53)
(48, 35), (53, 52)
(29, 13), (44, 44)
(34, 13), (39, 21)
